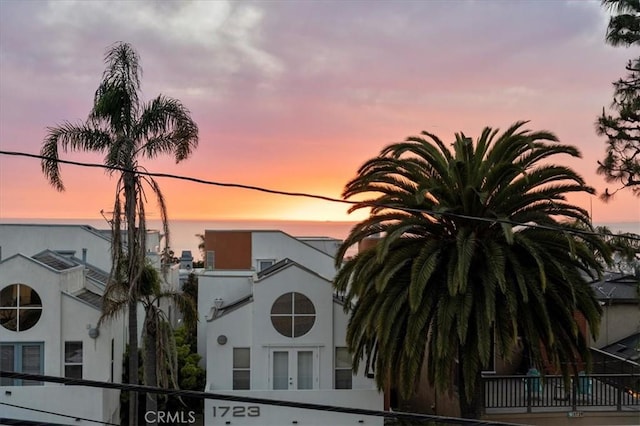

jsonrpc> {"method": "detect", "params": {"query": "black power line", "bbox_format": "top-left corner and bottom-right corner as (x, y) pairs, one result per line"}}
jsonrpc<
(0, 371), (523, 426)
(1, 150), (638, 243)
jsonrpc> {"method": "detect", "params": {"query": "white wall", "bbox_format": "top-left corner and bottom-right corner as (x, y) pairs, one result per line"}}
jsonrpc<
(0, 224), (113, 271)
(59, 265), (85, 294)
(0, 385), (118, 425)
(61, 293), (124, 384)
(205, 301), (253, 390)
(0, 254), (124, 424)
(204, 264), (378, 392)
(595, 304), (640, 348)
(252, 265), (334, 390)
(333, 303), (374, 390)
(198, 272), (253, 361)
(0, 255), (63, 377)
(297, 237), (342, 257)
(203, 388), (383, 426)
(252, 232), (336, 280)
(0, 224), (164, 272)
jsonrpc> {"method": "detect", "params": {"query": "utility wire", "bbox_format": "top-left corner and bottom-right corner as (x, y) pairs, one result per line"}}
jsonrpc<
(0, 401), (119, 426)
(0, 150), (344, 203)
(1, 150), (639, 243)
(0, 371), (523, 426)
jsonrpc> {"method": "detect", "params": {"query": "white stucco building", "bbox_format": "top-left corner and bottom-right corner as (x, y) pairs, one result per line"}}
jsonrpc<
(199, 230), (383, 426)
(0, 223), (175, 425)
(0, 224), (126, 425)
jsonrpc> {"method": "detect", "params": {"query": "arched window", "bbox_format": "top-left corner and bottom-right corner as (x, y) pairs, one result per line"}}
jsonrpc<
(270, 292), (315, 337)
(0, 284), (43, 331)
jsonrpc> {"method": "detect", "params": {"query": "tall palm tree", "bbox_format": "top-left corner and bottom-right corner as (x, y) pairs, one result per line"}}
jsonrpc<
(40, 42), (198, 425)
(334, 122), (611, 418)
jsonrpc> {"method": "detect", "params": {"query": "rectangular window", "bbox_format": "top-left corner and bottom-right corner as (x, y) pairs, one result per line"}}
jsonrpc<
(335, 347), (352, 389)
(206, 251), (215, 270)
(64, 341), (83, 379)
(0, 342), (44, 386)
(257, 259), (275, 272)
(233, 348), (250, 390)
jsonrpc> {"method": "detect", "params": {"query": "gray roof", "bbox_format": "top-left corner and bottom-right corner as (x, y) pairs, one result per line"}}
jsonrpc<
(601, 333), (640, 362)
(32, 250), (109, 288)
(590, 273), (638, 302)
(74, 289), (103, 309)
(211, 295), (253, 320)
(33, 251), (77, 270)
(255, 257), (331, 284)
(256, 258), (292, 279)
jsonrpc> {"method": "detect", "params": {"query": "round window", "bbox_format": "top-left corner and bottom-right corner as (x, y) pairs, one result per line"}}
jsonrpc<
(0, 284), (43, 331)
(270, 292), (316, 337)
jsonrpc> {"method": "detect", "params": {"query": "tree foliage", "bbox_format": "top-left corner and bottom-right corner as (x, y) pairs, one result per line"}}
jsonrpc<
(165, 325), (206, 414)
(182, 273), (199, 337)
(138, 264), (198, 422)
(603, 0), (640, 46)
(596, 226), (640, 274)
(334, 122), (611, 418)
(597, 0), (640, 198)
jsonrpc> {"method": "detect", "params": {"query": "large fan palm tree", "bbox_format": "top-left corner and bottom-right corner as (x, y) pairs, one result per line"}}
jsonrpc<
(334, 122), (611, 418)
(40, 42), (198, 425)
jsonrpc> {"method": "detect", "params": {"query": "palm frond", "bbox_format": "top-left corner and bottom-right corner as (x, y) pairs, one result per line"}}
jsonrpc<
(136, 95), (199, 161)
(40, 123), (113, 191)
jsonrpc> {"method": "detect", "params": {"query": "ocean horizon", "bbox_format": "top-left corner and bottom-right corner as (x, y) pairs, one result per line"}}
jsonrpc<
(1, 217), (638, 261)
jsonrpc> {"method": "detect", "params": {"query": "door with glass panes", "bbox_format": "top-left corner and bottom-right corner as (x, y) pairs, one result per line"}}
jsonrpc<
(271, 348), (318, 390)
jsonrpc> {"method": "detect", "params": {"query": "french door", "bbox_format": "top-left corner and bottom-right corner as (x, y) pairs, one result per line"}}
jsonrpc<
(271, 348), (318, 390)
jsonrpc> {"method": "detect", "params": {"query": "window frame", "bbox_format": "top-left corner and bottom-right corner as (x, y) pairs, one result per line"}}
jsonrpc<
(64, 341), (83, 380)
(206, 251), (215, 270)
(0, 283), (43, 332)
(0, 342), (44, 386)
(270, 347), (319, 390)
(232, 347), (250, 390)
(257, 259), (276, 272)
(270, 292), (316, 338)
(334, 347), (352, 389)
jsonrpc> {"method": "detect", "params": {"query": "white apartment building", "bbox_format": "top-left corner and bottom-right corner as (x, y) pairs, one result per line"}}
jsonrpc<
(199, 230), (383, 426)
(0, 223), (172, 425)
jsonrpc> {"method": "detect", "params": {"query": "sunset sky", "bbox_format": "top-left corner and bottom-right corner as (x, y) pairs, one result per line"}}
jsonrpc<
(0, 0), (638, 224)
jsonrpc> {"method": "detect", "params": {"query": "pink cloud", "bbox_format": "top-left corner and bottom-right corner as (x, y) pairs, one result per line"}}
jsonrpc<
(0, 1), (638, 223)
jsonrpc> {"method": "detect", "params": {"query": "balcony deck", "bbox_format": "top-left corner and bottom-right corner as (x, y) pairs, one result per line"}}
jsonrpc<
(483, 374), (640, 415)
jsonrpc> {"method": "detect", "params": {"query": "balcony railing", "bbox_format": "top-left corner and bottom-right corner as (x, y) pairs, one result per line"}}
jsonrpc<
(482, 373), (640, 414)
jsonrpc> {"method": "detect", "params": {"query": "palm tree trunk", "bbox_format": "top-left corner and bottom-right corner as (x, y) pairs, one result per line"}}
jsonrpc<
(458, 351), (483, 418)
(128, 299), (139, 425)
(144, 315), (158, 426)
(124, 171), (140, 426)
